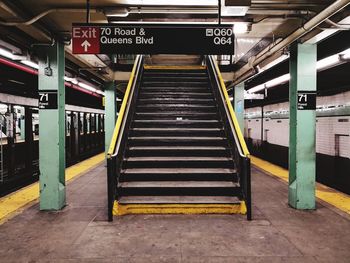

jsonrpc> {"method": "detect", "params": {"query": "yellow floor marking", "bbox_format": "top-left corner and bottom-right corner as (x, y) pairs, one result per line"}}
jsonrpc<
(0, 153), (105, 224)
(251, 155), (350, 215)
(144, 65), (206, 70)
(113, 201), (247, 216)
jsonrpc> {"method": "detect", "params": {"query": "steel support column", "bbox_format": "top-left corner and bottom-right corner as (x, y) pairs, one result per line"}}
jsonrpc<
(289, 42), (316, 209)
(233, 82), (245, 132)
(104, 81), (117, 156)
(38, 42), (66, 210)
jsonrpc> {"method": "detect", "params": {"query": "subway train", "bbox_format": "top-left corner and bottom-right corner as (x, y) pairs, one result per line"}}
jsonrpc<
(245, 91), (350, 195)
(0, 101), (105, 197)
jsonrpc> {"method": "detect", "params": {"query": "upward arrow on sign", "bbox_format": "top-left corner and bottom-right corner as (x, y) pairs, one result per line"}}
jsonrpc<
(81, 40), (91, 52)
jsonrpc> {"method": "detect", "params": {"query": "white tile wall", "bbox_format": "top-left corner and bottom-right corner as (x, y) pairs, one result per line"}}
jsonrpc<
(245, 118), (262, 140)
(338, 135), (350, 158)
(245, 95), (350, 158)
(265, 119), (289, 147)
(317, 91), (350, 107)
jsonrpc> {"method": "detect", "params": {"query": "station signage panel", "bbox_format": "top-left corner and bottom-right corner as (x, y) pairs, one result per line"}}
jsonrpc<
(72, 24), (234, 55)
(39, 90), (58, 110)
(297, 91), (316, 110)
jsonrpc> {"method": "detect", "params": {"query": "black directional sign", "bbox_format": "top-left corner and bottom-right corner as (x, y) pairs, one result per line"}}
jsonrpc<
(297, 91), (316, 110)
(39, 90), (58, 110)
(72, 23), (235, 55)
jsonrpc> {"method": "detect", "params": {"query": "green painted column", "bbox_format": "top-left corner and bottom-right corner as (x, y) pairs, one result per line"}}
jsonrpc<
(289, 42), (317, 209)
(104, 81), (117, 156)
(233, 82), (245, 131)
(38, 42), (66, 210)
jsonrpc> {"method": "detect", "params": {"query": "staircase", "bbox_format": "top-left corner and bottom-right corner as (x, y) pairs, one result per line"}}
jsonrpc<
(107, 56), (251, 220)
(117, 67), (242, 210)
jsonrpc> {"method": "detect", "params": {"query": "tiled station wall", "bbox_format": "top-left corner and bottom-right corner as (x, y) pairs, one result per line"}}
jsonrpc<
(245, 91), (350, 159)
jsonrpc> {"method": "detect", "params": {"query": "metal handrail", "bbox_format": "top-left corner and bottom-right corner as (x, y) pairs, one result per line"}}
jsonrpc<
(107, 55), (142, 158)
(208, 55), (250, 158)
(107, 55), (144, 221)
(207, 55), (252, 220)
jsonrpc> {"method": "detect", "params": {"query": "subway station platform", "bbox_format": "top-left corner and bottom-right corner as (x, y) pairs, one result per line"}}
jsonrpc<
(0, 156), (349, 263)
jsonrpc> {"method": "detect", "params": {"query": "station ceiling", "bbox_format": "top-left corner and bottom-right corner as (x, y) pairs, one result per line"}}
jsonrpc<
(0, 0), (349, 88)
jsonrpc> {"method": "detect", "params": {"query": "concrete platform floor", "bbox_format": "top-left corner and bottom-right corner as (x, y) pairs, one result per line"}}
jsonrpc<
(0, 164), (349, 263)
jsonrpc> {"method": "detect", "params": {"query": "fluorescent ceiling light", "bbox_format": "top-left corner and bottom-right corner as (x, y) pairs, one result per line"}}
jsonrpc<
(233, 23), (249, 34)
(305, 29), (338, 45)
(111, 21), (249, 26)
(130, 8), (217, 14)
(65, 76), (104, 96)
(316, 54), (339, 71)
(78, 82), (97, 92)
(265, 74), (290, 88)
(247, 84), (265, 93)
(104, 8), (129, 17)
(248, 47), (350, 93)
(340, 48), (350, 59)
(0, 47), (14, 59)
(221, 6), (249, 16)
(221, 0), (250, 17)
(95, 90), (105, 96)
(20, 60), (39, 69)
(258, 54), (289, 73)
(64, 76), (78, 85)
(247, 74), (290, 94)
(115, 0), (218, 6)
(306, 16), (350, 44)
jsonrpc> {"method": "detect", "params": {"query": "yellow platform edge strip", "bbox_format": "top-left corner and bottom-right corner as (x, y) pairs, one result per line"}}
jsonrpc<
(0, 153), (105, 224)
(113, 201), (247, 216)
(251, 155), (350, 215)
(144, 65), (206, 70)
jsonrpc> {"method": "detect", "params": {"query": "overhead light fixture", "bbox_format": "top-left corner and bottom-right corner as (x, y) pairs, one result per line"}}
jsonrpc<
(0, 47), (26, 60)
(265, 74), (290, 89)
(64, 76), (78, 84)
(111, 21), (250, 26)
(233, 23), (249, 34)
(247, 74), (290, 94)
(316, 54), (339, 71)
(131, 8), (218, 14)
(78, 82), (97, 93)
(0, 47), (39, 69)
(248, 47), (350, 93)
(104, 8), (129, 17)
(221, 0), (251, 17)
(20, 60), (39, 69)
(65, 76), (104, 95)
(258, 54), (289, 73)
(340, 48), (350, 60)
(95, 90), (105, 96)
(0, 47), (14, 59)
(306, 16), (350, 44)
(247, 83), (265, 94)
(113, 0), (219, 6)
